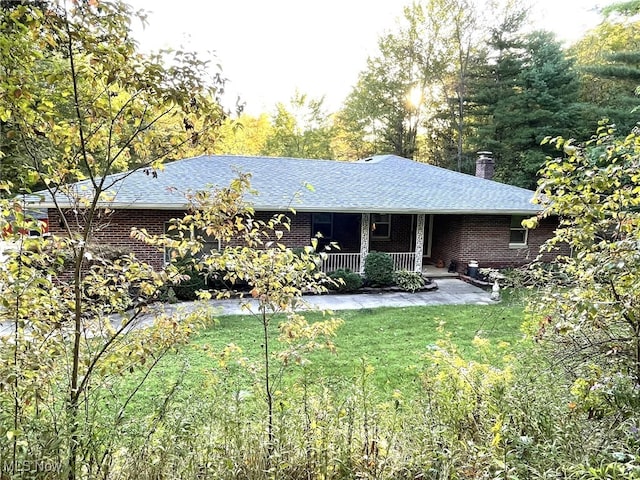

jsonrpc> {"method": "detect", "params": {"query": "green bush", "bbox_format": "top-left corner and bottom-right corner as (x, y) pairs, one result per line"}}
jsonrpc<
(328, 269), (363, 292)
(392, 270), (425, 292)
(172, 264), (208, 301)
(364, 251), (394, 286)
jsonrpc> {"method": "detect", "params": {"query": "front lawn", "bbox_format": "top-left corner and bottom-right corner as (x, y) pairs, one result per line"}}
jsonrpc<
(131, 294), (528, 409)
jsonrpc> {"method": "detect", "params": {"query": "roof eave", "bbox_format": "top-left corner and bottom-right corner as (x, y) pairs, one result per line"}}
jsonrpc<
(29, 202), (191, 210)
(31, 202), (541, 215)
(291, 207), (541, 215)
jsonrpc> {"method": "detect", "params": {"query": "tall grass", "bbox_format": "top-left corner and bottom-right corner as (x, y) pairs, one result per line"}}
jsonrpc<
(9, 296), (637, 479)
(107, 319), (617, 479)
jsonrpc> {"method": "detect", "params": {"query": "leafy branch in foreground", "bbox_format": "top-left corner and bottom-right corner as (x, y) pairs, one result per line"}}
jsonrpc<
(0, 0), (228, 478)
(528, 124), (640, 421)
(152, 184), (345, 473)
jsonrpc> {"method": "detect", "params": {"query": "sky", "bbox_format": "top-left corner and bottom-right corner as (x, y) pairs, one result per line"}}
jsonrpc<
(128, 0), (617, 115)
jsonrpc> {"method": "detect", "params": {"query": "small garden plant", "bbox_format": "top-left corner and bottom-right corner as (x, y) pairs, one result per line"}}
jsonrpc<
(393, 269), (425, 292)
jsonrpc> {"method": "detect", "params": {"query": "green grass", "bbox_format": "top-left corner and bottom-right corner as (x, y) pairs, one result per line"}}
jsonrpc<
(124, 293), (528, 415)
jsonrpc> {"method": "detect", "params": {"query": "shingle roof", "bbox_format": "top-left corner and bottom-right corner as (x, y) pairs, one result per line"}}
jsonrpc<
(30, 154), (540, 214)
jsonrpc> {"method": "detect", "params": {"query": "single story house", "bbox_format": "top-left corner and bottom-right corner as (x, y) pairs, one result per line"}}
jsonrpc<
(31, 153), (560, 274)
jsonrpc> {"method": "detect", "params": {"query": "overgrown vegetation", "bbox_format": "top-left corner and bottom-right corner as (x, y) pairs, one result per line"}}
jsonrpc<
(31, 296), (637, 480)
(1, 0), (639, 478)
(522, 124), (640, 476)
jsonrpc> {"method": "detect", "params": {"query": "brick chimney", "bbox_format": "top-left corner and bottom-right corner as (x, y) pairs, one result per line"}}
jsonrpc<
(475, 151), (495, 180)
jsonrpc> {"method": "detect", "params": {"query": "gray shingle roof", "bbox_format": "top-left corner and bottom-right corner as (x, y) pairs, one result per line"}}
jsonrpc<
(30, 154), (540, 214)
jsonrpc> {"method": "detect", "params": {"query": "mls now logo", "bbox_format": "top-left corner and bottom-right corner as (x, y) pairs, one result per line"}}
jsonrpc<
(2, 459), (62, 474)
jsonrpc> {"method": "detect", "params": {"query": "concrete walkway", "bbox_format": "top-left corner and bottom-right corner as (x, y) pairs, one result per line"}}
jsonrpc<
(0, 279), (494, 336)
(206, 278), (494, 315)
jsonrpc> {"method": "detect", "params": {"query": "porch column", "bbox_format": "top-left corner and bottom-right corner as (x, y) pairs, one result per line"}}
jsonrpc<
(359, 213), (370, 274)
(414, 213), (425, 272)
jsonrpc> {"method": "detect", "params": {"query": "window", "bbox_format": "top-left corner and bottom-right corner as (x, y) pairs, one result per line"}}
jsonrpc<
(164, 222), (220, 264)
(509, 215), (528, 247)
(312, 213), (333, 239)
(371, 213), (391, 239)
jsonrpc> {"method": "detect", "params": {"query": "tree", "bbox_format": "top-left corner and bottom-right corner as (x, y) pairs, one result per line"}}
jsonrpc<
(214, 113), (274, 156)
(0, 2), (225, 192)
(262, 91), (335, 159)
(329, 113), (377, 161)
(435, 0), (483, 171)
(339, 1), (449, 161)
(198, 209), (342, 470)
(570, 7), (640, 136)
(467, 4), (527, 158)
(0, 1), (227, 477)
(339, 0), (530, 169)
(602, 0), (640, 18)
(132, 181), (344, 471)
(528, 124), (640, 422)
(470, 30), (581, 188)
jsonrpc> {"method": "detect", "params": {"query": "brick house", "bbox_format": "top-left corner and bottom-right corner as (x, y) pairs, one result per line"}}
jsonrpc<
(34, 154), (559, 274)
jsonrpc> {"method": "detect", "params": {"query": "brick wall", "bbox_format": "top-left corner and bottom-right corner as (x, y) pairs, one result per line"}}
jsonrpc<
(48, 208), (565, 273)
(48, 208), (315, 270)
(48, 208), (183, 270)
(429, 214), (566, 272)
(370, 214), (412, 252)
(252, 211), (312, 247)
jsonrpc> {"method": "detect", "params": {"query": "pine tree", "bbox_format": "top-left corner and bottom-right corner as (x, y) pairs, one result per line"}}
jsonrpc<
(470, 30), (581, 189)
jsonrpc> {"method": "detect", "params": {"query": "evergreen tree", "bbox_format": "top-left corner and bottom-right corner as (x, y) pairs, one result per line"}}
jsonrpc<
(467, 7), (527, 169)
(470, 30), (581, 189)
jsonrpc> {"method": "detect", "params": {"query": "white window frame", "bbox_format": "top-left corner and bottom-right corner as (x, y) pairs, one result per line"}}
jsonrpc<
(509, 215), (529, 248)
(312, 213), (334, 239)
(371, 213), (391, 239)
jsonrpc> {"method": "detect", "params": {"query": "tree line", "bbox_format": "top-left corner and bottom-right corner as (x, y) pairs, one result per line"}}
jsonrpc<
(215, 0), (640, 190)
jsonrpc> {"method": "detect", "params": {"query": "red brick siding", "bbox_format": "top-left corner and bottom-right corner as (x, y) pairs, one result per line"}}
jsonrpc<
(48, 208), (564, 273)
(252, 211), (312, 247)
(48, 208), (315, 270)
(48, 208), (183, 270)
(456, 215), (532, 269)
(430, 214), (566, 272)
(370, 214), (413, 252)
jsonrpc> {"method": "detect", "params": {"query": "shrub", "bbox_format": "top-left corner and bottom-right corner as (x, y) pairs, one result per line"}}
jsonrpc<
(172, 263), (208, 301)
(393, 270), (425, 292)
(364, 251), (394, 286)
(328, 269), (363, 292)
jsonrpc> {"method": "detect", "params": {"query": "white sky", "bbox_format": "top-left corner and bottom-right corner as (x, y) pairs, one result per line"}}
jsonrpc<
(128, 0), (616, 115)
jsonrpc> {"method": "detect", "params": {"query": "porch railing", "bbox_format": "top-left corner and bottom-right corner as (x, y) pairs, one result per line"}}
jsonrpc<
(320, 252), (418, 274)
(388, 252), (417, 271)
(320, 253), (361, 273)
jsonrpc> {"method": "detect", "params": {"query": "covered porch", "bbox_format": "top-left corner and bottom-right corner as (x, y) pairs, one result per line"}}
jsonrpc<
(316, 212), (434, 274)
